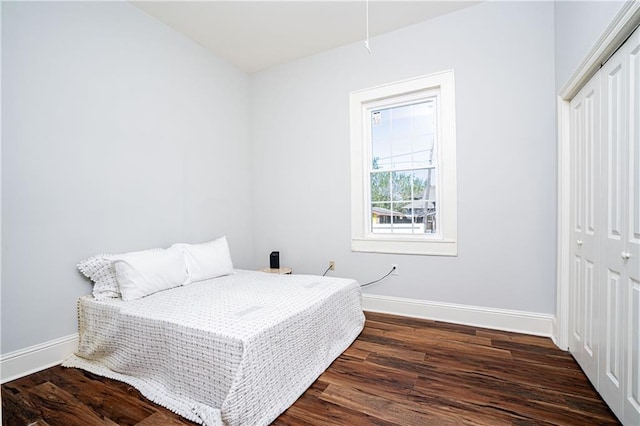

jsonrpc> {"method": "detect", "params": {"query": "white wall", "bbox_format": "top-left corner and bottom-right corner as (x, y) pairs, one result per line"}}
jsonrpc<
(554, 0), (626, 91)
(4, 0), (616, 361)
(250, 1), (557, 314)
(1, 2), (252, 354)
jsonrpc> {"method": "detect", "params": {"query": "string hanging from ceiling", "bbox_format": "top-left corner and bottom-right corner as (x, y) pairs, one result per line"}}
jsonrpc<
(364, 0), (372, 53)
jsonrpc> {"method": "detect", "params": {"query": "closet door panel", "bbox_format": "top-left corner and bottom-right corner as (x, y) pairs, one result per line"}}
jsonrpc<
(570, 95), (585, 360)
(569, 76), (601, 385)
(582, 86), (600, 377)
(628, 279), (640, 425)
(630, 28), (640, 251)
(571, 255), (583, 353)
(605, 62), (624, 242)
(623, 28), (640, 426)
(605, 270), (623, 387)
(600, 43), (627, 419)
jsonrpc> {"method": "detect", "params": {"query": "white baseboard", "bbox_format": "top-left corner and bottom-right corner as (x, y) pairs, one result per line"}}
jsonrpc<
(362, 294), (555, 339)
(1, 334), (78, 384)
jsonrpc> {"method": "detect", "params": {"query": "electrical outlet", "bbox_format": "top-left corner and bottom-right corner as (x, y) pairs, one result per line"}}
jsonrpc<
(391, 264), (398, 275)
(329, 261), (335, 271)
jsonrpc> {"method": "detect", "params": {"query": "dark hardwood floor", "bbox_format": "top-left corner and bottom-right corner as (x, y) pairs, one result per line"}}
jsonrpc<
(2, 312), (619, 425)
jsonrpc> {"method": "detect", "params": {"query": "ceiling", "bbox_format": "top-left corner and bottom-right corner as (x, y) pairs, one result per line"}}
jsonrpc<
(131, 1), (480, 73)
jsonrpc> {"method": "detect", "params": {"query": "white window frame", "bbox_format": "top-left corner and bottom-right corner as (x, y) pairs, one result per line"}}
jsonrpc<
(350, 70), (457, 256)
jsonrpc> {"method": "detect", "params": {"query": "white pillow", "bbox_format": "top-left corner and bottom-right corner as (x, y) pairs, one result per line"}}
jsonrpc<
(78, 249), (164, 300)
(172, 236), (234, 283)
(112, 247), (190, 301)
(78, 254), (121, 300)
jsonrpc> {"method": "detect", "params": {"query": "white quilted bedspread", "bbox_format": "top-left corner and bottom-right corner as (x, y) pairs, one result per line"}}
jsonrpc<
(63, 270), (365, 425)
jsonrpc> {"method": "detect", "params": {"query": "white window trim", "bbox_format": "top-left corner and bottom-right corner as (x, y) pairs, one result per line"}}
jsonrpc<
(350, 71), (457, 256)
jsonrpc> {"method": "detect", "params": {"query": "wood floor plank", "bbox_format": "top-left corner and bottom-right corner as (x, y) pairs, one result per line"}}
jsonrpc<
(319, 383), (461, 426)
(340, 344), (371, 360)
(411, 373), (608, 425)
(1, 312), (620, 426)
(275, 395), (397, 426)
(27, 382), (109, 425)
(275, 381), (389, 425)
(364, 312), (440, 330)
(366, 321), (495, 348)
(134, 411), (189, 426)
(319, 356), (418, 398)
(476, 329), (560, 349)
(54, 367), (158, 424)
(351, 338), (426, 362)
(1, 386), (44, 426)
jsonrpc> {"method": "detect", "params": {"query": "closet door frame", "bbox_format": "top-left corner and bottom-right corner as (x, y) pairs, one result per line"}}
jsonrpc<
(556, 1), (640, 350)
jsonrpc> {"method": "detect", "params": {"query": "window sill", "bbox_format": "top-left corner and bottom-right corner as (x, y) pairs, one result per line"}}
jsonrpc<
(351, 237), (457, 256)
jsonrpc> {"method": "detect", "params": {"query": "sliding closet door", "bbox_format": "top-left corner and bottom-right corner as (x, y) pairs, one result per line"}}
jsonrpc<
(622, 27), (640, 426)
(600, 26), (640, 425)
(569, 25), (640, 425)
(600, 37), (627, 418)
(569, 74), (601, 386)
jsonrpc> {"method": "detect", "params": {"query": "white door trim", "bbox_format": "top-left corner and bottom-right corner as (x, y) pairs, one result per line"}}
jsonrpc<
(556, 1), (640, 350)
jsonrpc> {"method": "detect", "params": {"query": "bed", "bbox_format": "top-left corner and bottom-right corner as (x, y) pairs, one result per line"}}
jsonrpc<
(63, 269), (365, 426)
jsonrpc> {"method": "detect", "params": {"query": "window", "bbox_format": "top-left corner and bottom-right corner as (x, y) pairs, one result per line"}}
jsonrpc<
(350, 71), (457, 256)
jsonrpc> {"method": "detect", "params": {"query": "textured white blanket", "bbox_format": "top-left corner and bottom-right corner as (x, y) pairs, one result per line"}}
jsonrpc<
(63, 270), (365, 425)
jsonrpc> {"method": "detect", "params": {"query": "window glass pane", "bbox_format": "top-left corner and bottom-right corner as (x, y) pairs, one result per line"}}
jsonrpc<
(414, 169), (437, 234)
(368, 96), (440, 236)
(370, 99), (436, 171)
(412, 101), (436, 168)
(370, 171), (390, 202)
(391, 170), (413, 201)
(371, 109), (392, 169)
(370, 169), (438, 235)
(371, 202), (404, 232)
(413, 134), (435, 166)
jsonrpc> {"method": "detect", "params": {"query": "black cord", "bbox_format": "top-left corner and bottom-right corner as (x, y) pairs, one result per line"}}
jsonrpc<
(321, 265), (332, 276)
(360, 266), (396, 287)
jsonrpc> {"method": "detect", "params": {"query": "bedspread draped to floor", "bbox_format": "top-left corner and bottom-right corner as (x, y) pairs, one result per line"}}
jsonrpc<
(63, 270), (365, 426)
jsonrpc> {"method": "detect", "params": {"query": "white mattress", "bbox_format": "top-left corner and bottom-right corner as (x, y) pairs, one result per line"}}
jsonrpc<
(63, 270), (365, 426)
